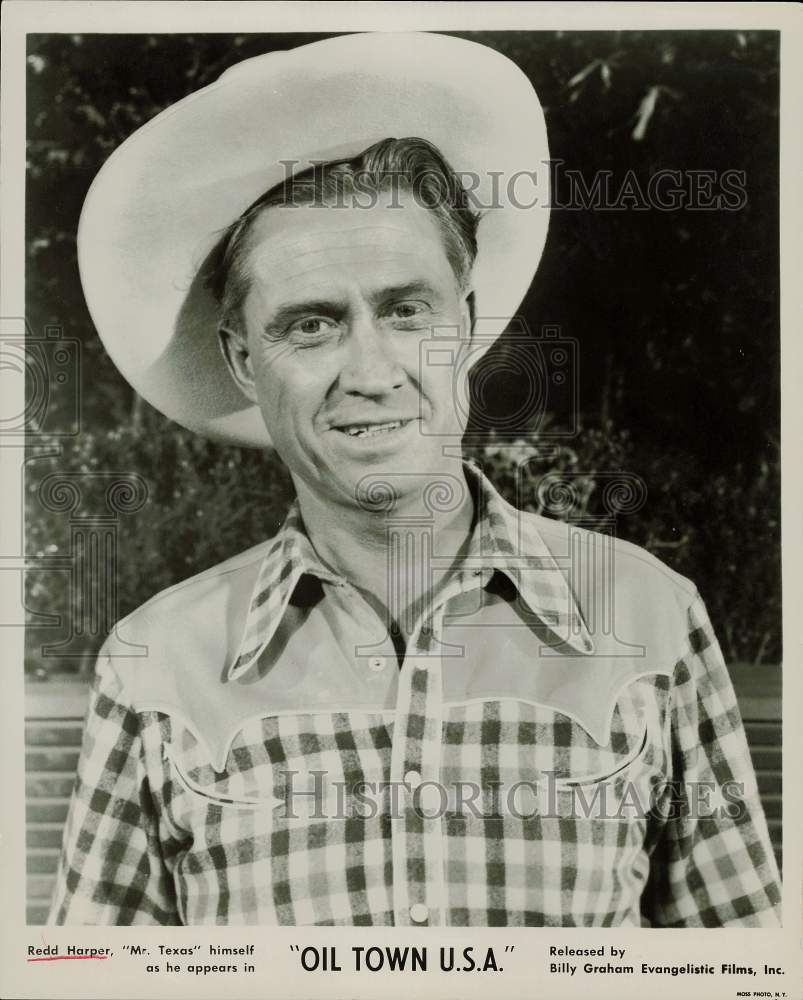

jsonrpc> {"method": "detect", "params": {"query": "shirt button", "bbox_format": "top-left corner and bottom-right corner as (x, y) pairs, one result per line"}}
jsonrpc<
(404, 770), (422, 789)
(368, 656), (386, 672)
(409, 903), (428, 924)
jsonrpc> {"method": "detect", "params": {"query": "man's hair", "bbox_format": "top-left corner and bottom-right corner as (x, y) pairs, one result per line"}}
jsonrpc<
(205, 136), (480, 337)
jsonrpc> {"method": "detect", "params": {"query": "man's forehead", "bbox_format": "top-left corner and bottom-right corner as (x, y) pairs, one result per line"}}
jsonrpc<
(245, 198), (451, 287)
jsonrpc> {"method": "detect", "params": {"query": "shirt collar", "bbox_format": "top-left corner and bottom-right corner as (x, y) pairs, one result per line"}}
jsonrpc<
(228, 462), (593, 680)
(461, 460), (595, 656)
(227, 504), (343, 680)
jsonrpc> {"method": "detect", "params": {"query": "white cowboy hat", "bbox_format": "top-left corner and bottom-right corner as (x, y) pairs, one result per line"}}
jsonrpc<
(78, 31), (550, 448)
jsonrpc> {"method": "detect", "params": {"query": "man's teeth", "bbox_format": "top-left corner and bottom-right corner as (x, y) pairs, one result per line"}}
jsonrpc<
(343, 421), (403, 438)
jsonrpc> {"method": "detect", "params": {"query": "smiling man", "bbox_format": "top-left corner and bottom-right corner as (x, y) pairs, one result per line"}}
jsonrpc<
(49, 32), (781, 927)
(215, 150), (478, 646)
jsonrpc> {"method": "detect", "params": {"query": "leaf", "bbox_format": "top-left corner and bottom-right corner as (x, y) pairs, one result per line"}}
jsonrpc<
(567, 59), (601, 89)
(632, 86), (660, 141)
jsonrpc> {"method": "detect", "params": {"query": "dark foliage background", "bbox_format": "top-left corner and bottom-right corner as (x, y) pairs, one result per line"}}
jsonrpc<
(24, 31), (780, 673)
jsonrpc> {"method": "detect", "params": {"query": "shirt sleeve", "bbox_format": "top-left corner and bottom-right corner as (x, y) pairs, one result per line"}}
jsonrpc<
(47, 649), (181, 925)
(641, 590), (782, 927)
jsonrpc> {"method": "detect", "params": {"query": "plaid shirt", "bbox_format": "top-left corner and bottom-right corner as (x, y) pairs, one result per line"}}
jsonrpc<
(49, 463), (781, 926)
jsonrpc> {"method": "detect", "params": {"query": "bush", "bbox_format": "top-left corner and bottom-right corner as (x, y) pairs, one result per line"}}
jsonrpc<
(25, 420), (780, 676)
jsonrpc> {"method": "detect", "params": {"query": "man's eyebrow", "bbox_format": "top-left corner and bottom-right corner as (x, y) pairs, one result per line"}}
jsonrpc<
(369, 280), (443, 305)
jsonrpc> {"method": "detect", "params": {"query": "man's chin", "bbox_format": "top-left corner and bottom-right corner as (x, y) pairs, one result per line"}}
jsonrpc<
(328, 459), (465, 516)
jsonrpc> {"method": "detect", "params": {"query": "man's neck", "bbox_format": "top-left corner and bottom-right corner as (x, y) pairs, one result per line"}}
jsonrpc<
(293, 462), (476, 641)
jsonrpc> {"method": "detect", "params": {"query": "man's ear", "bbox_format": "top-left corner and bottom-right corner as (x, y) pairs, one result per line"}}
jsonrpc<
(218, 325), (258, 404)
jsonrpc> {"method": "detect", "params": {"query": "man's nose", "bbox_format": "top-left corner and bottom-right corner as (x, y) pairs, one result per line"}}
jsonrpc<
(339, 316), (405, 396)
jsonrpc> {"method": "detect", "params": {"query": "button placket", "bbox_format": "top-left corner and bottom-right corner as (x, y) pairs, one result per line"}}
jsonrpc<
(387, 572), (484, 927)
(389, 611), (447, 927)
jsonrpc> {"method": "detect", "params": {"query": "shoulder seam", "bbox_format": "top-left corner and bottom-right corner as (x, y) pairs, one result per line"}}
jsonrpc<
(668, 586), (707, 686)
(523, 509), (697, 596)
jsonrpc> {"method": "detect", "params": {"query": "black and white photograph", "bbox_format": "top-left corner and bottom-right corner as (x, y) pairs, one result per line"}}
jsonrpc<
(2, 2), (801, 997)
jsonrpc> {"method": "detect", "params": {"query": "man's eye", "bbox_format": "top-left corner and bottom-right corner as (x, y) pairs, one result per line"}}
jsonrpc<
(288, 317), (334, 338)
(389, 301), (428, 321)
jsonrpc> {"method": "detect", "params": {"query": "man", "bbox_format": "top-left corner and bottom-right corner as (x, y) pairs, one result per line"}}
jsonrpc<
(49, 32), (781, 926)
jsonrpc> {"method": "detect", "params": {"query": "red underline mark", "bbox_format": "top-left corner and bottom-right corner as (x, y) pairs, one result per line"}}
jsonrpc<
(28, 955), (109, 962)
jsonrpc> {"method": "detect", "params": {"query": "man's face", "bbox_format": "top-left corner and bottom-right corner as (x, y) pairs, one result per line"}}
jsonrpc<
(236, 191), (473, 509)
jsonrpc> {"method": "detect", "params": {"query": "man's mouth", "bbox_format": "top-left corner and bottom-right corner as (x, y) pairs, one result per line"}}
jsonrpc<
(334, 419), (412, 439)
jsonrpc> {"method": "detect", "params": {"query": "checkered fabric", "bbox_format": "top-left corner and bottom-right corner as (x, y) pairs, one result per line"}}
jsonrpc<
(48, 464), (781, 926)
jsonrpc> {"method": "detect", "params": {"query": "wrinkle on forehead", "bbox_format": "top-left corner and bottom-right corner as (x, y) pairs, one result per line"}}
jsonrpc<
(249, 227), (440, 283)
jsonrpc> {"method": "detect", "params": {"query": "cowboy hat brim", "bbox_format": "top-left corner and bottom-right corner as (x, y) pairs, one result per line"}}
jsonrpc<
(78, 31), (550, 448)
